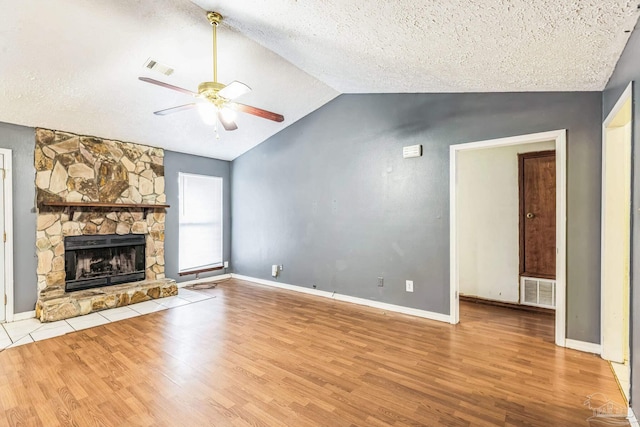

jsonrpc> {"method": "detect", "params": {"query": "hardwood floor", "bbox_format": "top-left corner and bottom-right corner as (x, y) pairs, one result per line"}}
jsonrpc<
(0, 279), (626, 426)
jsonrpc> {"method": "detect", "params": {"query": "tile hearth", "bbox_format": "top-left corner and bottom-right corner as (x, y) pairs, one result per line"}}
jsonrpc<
(1, 288), (212, 350)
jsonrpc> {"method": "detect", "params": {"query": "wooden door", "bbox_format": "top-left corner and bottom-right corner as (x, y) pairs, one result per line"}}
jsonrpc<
(519, 151), (556, 279)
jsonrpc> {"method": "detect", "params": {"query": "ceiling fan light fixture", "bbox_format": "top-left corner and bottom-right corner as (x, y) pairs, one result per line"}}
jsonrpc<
(219, 107), (237, 123)
(197, 103), (218, 126)
(138, 10), (284, 130)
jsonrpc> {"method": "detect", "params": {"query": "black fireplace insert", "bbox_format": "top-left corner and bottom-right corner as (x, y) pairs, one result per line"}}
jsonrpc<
(64, 234), (146, 292)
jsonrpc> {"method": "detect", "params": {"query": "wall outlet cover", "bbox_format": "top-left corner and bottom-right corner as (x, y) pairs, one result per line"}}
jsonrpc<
(223, 261), (229, 268)
(406, 280), (414, 292)
(378, 277), (384, 287)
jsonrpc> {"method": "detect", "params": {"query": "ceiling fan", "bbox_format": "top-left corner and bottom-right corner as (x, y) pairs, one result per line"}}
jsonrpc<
(139, 11), (284, 132)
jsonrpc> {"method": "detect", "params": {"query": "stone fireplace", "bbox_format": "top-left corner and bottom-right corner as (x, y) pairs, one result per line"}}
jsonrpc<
(34, 128), (177, 322)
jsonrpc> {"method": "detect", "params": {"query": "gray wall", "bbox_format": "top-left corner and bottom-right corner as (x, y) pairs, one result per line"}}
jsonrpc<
(0, 122), (37, 314)
(164, 150), (231, 282)
(603, 25), (640, 408)
(231, 92), (603, 343)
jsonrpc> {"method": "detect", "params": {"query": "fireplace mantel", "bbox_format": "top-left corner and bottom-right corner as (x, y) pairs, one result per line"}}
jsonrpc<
(40, 201), (170, 219)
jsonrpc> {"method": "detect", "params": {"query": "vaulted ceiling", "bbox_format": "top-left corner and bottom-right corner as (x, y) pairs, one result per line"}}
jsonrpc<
(0, 1), (638, 160)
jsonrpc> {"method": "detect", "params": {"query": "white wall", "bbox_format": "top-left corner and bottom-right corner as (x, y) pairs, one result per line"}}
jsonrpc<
(458, 141), (555, 303)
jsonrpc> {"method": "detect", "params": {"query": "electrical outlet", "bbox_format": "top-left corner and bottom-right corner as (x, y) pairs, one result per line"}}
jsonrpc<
(223, 261), (229, 268)
(378, 277), (384, 287)
(406, 280), (414, 292)
(279, 265), (283, 272)
(312, 284), (317, 289)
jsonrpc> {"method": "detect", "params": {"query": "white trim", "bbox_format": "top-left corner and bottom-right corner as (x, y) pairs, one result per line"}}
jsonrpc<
(600, 82), (633, 363)
(556, 131), (567, 347)
(175, 273), (231, 288)
(231, 274), (451, 323)
(604, 83), (634, 127)
(565, 339), (602, 355)
(450, 129), (568, 346)
(10, 310), (35, 322)
(0, 148), (14, 323)
(628, 408), (639, 427)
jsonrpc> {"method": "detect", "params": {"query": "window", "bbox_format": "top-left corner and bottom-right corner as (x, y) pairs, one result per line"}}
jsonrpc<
(178, 173), (223, 273)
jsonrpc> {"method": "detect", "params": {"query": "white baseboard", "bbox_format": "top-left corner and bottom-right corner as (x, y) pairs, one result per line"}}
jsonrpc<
(175, 274), (231, 288)
(11, 310), (36, 322)
(231, 274), (451, 323)
(565, 339), (602, 354)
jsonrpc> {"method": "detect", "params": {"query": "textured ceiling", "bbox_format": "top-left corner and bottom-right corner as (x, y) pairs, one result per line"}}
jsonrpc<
(0, 1), (638, 161)
(0, 0), (338, 160)
(194, 0), (640, 93)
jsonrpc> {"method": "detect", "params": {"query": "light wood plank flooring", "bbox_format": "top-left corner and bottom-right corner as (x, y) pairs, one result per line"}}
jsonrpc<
(0, 279), (626, 426)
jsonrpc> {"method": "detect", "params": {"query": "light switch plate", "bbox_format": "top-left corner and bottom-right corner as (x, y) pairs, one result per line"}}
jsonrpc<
(406, 280), (414, 292)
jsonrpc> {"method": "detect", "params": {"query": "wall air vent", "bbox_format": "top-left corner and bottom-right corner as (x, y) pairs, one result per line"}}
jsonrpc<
(144, 58), (174, 76)
(521, 277), (556, 309)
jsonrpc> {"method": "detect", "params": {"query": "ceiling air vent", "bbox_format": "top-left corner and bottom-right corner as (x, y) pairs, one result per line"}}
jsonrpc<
(144, 58), (174, 76)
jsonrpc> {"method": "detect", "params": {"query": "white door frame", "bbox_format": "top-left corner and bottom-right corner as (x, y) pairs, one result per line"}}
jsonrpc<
(601, 82), (633, 361)
(0, 148), (14, 322)
(449, 129), (568, 347)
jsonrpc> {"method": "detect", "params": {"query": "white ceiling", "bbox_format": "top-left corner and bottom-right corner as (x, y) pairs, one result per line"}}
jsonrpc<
(197, 0), (640, 93)
(0, 1), (638, 160)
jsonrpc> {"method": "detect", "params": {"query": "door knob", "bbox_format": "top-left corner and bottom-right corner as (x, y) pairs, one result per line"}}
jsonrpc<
(526, 212), (535, 219)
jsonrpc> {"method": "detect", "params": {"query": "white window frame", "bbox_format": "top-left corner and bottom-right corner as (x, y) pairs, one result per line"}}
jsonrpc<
(178, 172), (223, 273)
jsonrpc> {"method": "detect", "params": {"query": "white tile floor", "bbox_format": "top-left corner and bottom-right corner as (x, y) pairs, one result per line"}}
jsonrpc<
(0, 288), (214, 350)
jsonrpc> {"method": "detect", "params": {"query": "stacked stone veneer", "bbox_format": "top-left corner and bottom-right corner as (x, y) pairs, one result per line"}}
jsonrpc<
(34, 128), (176, 322)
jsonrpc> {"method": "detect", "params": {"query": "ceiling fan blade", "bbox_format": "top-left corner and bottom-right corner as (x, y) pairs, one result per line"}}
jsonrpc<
(231, 103), (284, 123)
(218, 81), (251, 100)
(153, 103), (198, 116)
(139, 77), (198, 97)
(217, 110), (238, 131)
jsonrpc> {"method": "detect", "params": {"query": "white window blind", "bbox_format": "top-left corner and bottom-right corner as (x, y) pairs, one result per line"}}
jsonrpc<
(178, 173), (223, 273)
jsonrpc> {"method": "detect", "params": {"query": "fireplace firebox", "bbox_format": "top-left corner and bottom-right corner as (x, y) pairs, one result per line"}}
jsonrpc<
(64, 234), (146, 292)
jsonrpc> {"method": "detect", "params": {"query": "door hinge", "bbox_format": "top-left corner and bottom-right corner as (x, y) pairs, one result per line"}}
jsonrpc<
(4, 294), (6, 306)
(2, 232), (5, 243)
(1, 169), (5, 180)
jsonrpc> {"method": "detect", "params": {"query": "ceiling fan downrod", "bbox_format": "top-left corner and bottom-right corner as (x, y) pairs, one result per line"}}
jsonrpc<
(207, 11), (223, 84)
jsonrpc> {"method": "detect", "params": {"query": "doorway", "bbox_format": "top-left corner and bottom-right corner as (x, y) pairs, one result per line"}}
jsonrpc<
(601, 83), (633, 401)
(450, 130), (567, 347)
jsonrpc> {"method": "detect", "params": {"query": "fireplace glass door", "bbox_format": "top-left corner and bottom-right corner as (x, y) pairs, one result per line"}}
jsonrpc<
(64, 234), (145, 292)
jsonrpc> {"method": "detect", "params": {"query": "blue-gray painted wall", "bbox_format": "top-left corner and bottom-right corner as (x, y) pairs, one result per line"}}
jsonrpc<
(164, 150), (231, 282)
(231, 92), (603, 343)
(603, 24), (640, 409)
(0, 122), (37, 314)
